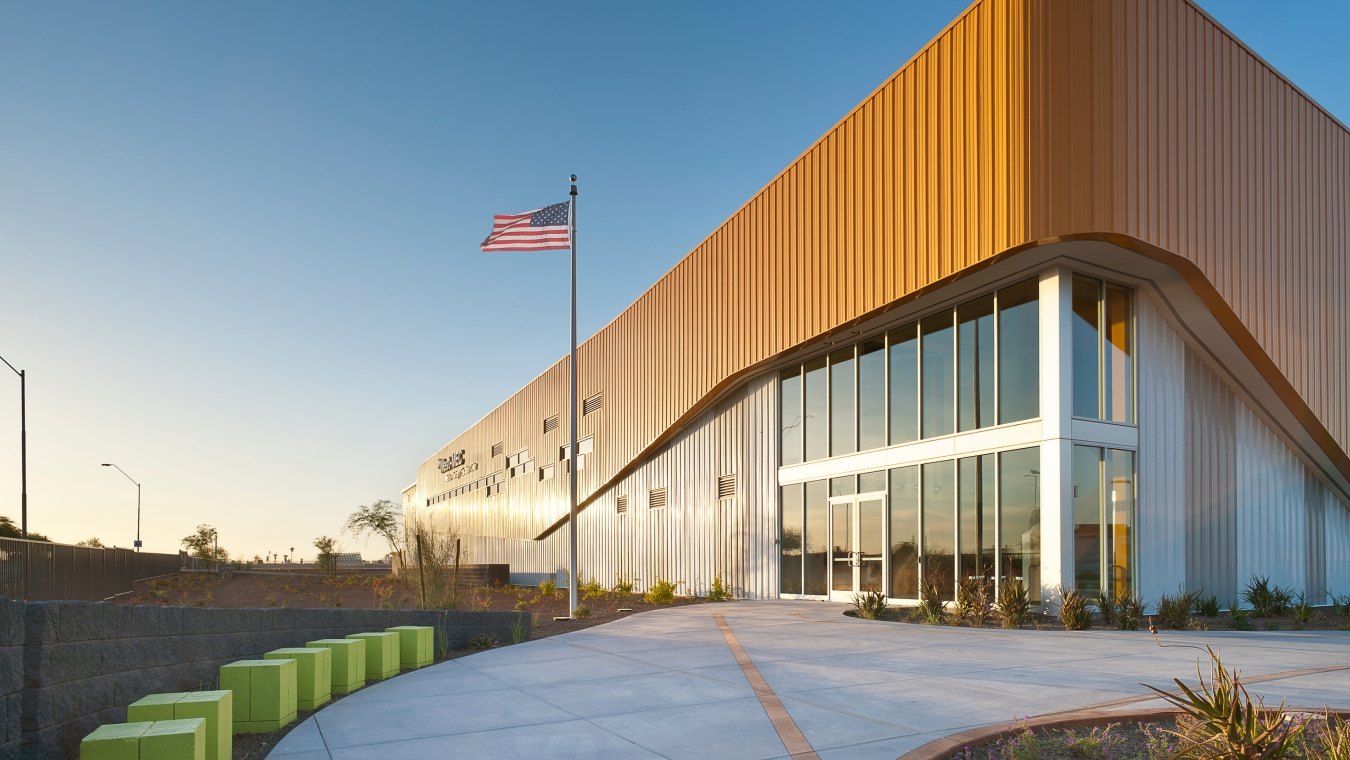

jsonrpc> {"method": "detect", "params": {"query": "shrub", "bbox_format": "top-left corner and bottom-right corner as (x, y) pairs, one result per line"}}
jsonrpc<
(1146, 645), (1308, 757)
(994, 578), (1030, 629)
(1114, 589), (1145, 631)
(573, 604), (591, 619)
(510, 613), (527, 644)
(1243, 575), (1293, 618)
(539, 578), (558, 597)
(1193, 594), (1221, 617)
(580, 576), (606, 601)
(915, 573), (946, 625)
(1291, 594), (1315, 629)
(1058, 586), (1093, 631)
(706, 574), (732, 602)
(851, 588), (887, 620)
(644, 578), (678, 605)
(1096, 591), (1117, 627)
(1156, 589), (1199, 630)
(612, 576), (634, 595)
(1229, 603), (1253, 631)
(465, 633), (497, 651)
(956, 575), (991, 627)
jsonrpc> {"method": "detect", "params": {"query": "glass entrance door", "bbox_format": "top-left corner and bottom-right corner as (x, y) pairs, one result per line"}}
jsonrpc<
(828, 493), (886, 602)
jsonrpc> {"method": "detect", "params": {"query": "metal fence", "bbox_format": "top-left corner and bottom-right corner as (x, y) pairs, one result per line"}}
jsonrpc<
(0, 537), (184, 602)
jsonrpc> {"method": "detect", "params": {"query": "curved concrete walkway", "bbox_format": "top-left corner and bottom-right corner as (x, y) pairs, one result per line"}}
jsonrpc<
(268, 602), (1350, 760)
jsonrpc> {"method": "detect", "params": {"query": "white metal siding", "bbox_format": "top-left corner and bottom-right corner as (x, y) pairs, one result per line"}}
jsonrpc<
(1135, 294), (1187, 605)
(1322, 485), (1350, 598)
(1185, 347), (1239, 601)
(1235, 403), (1307, 595)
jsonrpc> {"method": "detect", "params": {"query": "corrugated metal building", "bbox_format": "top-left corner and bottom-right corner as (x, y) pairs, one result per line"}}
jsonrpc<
(406, 0), (1350, 610)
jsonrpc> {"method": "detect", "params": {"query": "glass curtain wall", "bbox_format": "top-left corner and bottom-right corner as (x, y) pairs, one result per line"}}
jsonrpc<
(922, 461), (956, 601)
(1072, 276), (1134, 423)
(1072, 445), (1135, 598)
(778, 279), (1040, 465)
(780, 484), (803, 594)
(998, 448), (1040, 602)
(803, 480), (829, 595)
(958, 454), (995, 584)
(889, 466), (919, 598)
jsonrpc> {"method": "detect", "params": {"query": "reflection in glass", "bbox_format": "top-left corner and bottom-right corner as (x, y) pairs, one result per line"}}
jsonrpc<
(858, 338), (886, 451)
(779, 484), (803, 594)
(804, 480), (829, 595)
(998, 280), (1040, 423)
(804, 357), (828, 461)
(832, 503), (853, 592)
(830, 348), (856, 456)
(779, 368), (802, 466)
(1073, 445), (1103, 596)
(998, 448), (1040, 603)
(889, 466), (919, 598)
(859, 470), (886, 494)
(830, 475), (857, 497)
(1072, 276), (1101, 418)
(959, 454), (996, 584)
(1104, 285), (1133, 423)
(1107, 449), (1134, 597)
(922, 314), (955, 438)
(889, 324), (919, 444)
(922, 460), (955, 601)
(859, 498), (884, 592)
(957, 297), (995, 431)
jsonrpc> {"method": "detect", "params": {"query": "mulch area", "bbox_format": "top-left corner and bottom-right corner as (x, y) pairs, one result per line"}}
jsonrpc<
(848, 605), (1350, 632)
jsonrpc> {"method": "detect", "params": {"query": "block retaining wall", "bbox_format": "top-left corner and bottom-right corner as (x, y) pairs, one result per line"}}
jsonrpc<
(0, 597), (526, 759)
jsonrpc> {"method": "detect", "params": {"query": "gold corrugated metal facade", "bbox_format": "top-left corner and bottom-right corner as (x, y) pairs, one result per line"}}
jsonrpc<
(413, 0), (1349, 541)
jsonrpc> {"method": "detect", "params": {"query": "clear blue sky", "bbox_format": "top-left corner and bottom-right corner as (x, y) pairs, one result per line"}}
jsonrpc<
(2, 2), (1347, 561)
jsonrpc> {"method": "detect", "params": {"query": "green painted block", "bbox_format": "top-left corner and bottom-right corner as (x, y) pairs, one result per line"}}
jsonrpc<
(307, 638), (366, 695)
(266, 647), (331, 711)
(80, 722), (149, 760)
(219, 659), (296, 734)
(175, 691), (232, 760)
(141, 718), (205, 760)
(347, 632), (399, 681)
(126, 692), (188, 723)
(386, 626), (434, 670)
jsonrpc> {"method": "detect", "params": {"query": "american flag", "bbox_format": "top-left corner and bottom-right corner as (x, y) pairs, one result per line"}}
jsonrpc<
(480, 201), (571, 252)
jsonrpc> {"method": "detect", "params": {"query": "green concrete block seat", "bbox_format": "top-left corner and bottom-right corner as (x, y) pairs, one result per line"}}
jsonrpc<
(80, 719), (205, 760)
(219, 659), (297, 734)
(306, 638), (366, 695)
(347, 632), (399, 681)
(386, 625), (434, 670)
(265, 647), (332, 710)
(127, 691), (232, 760)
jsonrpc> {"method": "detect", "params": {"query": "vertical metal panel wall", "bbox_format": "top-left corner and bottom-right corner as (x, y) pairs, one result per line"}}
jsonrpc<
(1235, 403), (1308, 593)
(1185, 348), (1238, 600)
(1321, 484), (1350, 598)
(1134, 293), (1187, 605)
(412, 0), (1348, 561)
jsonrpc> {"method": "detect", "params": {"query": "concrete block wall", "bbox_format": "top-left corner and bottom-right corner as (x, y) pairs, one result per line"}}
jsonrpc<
(0, 598), (525, 759)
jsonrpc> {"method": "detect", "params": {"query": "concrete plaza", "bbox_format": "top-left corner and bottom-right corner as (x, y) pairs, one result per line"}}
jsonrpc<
(268, 601), (1350, 759)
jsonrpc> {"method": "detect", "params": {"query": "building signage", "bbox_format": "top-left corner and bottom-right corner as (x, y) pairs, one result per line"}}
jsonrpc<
(437, 450), (466, 473)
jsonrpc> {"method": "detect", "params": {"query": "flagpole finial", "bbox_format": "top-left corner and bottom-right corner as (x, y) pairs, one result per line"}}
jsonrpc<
(570, 175), (577, 197)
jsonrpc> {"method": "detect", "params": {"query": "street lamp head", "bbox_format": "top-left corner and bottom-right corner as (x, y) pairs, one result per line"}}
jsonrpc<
(101, 463), (111, 467)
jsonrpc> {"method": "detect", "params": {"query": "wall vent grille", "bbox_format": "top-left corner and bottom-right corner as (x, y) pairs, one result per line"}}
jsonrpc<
(717, 474), (736, 500)
(649, 488), (667, 510)
(543, 415), (559, 434)
(616, 495), (628, 513)
(583, 393), (603, 415)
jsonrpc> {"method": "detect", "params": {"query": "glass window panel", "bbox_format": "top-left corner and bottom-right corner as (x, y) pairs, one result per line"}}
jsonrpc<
(858, 338), (886, 451)
(831, 503), (852, 592)
(959, 454), (996, 585)
(957, 297), (996, 431)
(803, 480), (829, 595)
(889, 466), (920, 599)
(859, 498), (884, 592)
(779, 484), (803, 594)
(804, 357), (828, 461)
(889, 323), (919, 444)
(830, 475), (856, 497)
(779, 368), (803, 466)
(830, 348), (856, 456)
(1072, 276), (1102, 418)
(998, 448), (1041, 603)
(1072, 445), (1104, 596)
(1104, 285), (1134, 423)
(997, 279), (1040, 423)
(859, 470), (886, 494)
(922, 460), (955, 601)
(921, 313), (955, 438)
(1107, 449), (1135, 597)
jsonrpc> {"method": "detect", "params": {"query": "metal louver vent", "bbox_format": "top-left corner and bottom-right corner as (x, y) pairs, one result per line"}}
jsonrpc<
(616, 495), (628, 514)
(543, 415), (559, 433)
(583, 392), (603, 415)
(717, 474), (736, 499)
(491, 442), (503, 457)
(649, 488), (667, 510)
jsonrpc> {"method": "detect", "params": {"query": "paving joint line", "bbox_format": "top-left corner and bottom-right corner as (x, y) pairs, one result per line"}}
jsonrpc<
(714, 613), (820, 760)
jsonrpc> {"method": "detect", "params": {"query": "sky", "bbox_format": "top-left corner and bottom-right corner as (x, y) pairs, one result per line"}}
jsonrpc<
(2, 2), (1347, 562)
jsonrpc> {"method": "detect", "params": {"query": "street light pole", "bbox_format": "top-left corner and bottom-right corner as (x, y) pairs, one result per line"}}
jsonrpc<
(101, 463), (142, 550)
(0, 355), (26, 541)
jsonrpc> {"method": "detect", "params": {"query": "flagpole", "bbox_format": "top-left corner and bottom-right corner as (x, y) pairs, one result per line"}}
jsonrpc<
(567, 174), (579, 618)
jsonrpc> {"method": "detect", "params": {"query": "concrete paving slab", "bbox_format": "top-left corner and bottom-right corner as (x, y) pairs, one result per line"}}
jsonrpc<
(265, 601), (1350, 760)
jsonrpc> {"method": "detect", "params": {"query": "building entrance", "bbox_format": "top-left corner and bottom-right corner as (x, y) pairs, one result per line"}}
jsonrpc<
(828, 492), (886, 602)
